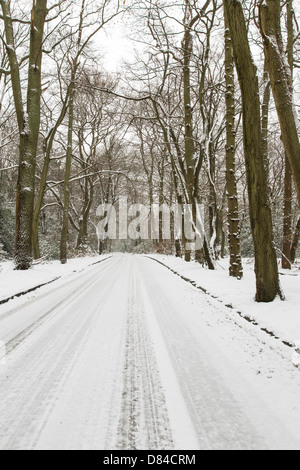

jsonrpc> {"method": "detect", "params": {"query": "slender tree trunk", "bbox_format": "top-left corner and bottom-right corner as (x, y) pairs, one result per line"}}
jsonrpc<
(175, 239), (182, 258)
(208, 140), (218, 258)
(60, 80), (75, 264)
(173, 177), (183, 258)
(282, 0), (294, 269)
(76, 178), (94, 249)
(32, 91), (69, 259)
(259, 0), (300, 209)
(60, 0), (87, 262)
(182, 3), (214, 268)
(282, 158), (293, 269)
(224, 9), (243, 278)
(220, 218), (226, 259)
(159, 163), (165, 245)
(261, 63), (271, 174)
(32, 159), (49, 260)
(291, 216), (300, 263)
(203, 236), (215, 270)
(183, 9), (195, 206)
(99, 240), (105, 255)
(182, 7), (195, 262)
(224, 0), (282, 302)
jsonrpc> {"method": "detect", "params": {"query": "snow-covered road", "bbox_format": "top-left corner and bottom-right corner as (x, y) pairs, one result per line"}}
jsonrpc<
(0, 254), (299, 450)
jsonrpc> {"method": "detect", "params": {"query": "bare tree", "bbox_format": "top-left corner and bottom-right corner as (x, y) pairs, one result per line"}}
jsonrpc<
(59, 0), (123, 263)
(32, 75), (70, 259)
(223, 4), (243, 279)
(0, 0), (48, 269)
(282, 0), (295, 269)
(259, 0), (300, 209)
(224, 0), (282, 302)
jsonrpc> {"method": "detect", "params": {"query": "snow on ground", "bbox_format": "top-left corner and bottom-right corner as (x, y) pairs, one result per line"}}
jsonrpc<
(0, 254), (300, 450)
(0, 255), (111, 303)
(1, 253), (299, 347)
(147, 255), (300, 348)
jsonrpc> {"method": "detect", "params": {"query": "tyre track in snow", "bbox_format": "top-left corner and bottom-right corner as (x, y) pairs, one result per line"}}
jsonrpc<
(116, 259), (174, 450)
(137, 256), (300, 450)
(1, 255), (300, 450)
(0, 256), (128, 450)
(5, 266), (111, 357)
(0, 256), (115, 350)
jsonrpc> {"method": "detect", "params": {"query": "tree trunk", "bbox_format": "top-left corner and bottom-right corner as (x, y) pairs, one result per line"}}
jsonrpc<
(224, 0), (282, 302)
(76, 178), (94, 249)
(182, 6), (195, 263)
(17, 1), (47, 269)
(220, 222), (226, 259)
(182, 4), (214, 270)
(32, 90), (70, 259)
(203, 236), (215, 270)
(291, 217), (300, 264)
(182, 9), (196, 207)
(175, 239), (182, 258)
(224, 9), (243, 279)
(282, 158), (293, 269)
(1, 0), (48, 269)
(159, 163), (165, 245)
(259, 0), (300, 209)
(60, 80), (75, 264)
(261, 64), (271, 173)
(99, 240), (105, 255)
(281, 0), (294, 269)
(208, 140), (219, 258)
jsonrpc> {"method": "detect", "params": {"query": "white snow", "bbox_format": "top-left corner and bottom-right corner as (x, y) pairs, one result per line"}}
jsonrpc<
(0, 254), (300, 450)
(0, 255), (111, 302)
(292, 340), (300, 368)
(147, 254), (300, 348)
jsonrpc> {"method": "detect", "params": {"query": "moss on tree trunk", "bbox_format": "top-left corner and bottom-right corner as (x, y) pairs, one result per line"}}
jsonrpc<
(224, 0), (282, 302)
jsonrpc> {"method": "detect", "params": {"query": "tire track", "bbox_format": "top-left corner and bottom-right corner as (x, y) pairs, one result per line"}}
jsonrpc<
(0, 257), (118, 356)
(0, 256), (125, 450)
(116, 260), (174, 450)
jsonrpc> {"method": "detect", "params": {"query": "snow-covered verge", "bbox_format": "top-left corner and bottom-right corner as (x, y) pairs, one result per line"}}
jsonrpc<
(146, 255), (300, 351)
(0, 255), (111, 303)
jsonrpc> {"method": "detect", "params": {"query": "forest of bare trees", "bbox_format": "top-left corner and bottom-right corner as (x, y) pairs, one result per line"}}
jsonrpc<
(0, 0), (299, 303)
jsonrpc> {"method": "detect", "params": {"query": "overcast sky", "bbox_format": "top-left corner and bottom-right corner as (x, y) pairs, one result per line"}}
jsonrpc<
(96, 15), (136, 73)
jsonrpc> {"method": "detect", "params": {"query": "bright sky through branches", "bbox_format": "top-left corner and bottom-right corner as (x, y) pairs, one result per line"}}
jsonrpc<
(96, 18), (133, 72)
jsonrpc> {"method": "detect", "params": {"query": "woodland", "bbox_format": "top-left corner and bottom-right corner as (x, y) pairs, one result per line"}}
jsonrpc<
(0, 0), (299, 303)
